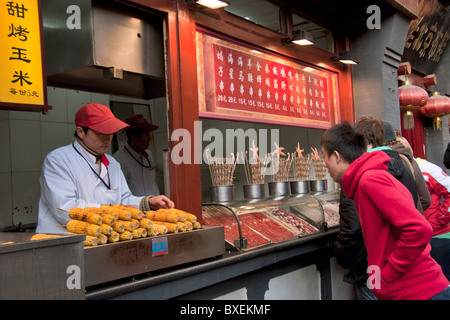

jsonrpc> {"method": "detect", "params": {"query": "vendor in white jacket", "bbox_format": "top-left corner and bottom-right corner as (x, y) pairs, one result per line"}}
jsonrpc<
(36, 103), (174, 234)
(113, 114), (160, 197)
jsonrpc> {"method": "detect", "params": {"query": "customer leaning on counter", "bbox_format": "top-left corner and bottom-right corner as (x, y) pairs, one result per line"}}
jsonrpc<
(36, 103), (174, 234)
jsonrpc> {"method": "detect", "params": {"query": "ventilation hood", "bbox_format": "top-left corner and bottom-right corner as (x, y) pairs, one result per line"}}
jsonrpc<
(42, 0), (165, 99)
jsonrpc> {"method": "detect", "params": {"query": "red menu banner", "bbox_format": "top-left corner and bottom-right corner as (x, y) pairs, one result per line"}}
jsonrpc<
(197, 32), (340, 128)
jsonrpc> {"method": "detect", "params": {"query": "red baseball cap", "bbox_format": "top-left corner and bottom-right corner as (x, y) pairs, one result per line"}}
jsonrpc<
(123, 114), (159, 132)
(75, 103), (129, 134)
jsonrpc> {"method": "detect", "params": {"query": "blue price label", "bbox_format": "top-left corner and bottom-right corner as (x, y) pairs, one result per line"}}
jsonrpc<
(152, 237), (168, 256)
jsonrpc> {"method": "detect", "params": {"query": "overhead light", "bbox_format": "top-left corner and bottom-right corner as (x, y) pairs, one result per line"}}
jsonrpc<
(331, 51), (359, 65)
(281, 30), (314, 46)
(195, 0), (230, 9)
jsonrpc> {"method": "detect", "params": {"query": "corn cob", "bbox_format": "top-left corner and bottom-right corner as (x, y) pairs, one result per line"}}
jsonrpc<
(84, 235), (99, 247)
(116, 209), (131, 221)
(162, 208), (186, 222)
(193, 221), (201, 229)
(176, 222), (186, 232)
(97, 213), (116, 225)
(151, 221), (178, 233)
(137, 227), (147, 237)
(183, 221), (194, 231)
(146, 226), (159, 237)
(67, 220), (102, 237)
(69, 210), (103, 225)
(98, 234), (108, 245)
(30, 234), (62, 241)
(150, 224), (167, 235)
(119, 231), (133, 241)
(180, 210), (197, 223)
(99, 205), (119, 219)
(108, 231), (119, 243)
(139, 217), (153, 229)
(111, 221), (125, 233)
(121, 220), (136, 231)
(146, 210), (178, 223)
(113, 204), (144, 220)
(130, 218), (140, 229)
(132, 228), (142, 239)
(99, 223), (112, 235)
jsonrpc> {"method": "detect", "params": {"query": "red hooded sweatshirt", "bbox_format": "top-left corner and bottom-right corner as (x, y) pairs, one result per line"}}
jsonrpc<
(342, 151), (449, 300)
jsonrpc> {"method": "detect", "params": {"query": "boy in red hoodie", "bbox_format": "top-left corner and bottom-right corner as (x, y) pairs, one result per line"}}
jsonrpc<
(321, 121), (449, 300)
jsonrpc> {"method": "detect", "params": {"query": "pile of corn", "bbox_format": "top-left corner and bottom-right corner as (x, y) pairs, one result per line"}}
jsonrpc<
(65, 205), (201, 247)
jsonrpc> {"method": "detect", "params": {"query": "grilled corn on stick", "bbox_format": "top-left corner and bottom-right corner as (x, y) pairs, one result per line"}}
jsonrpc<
(69, 210), (103, 225)
(132, 228), (142, 239)
(151, 221), (178, 233)
(146, 226), (159, 237)
(67, 220), (102, 237)
(108, 231), (119, 243)
(183, 221), (193, 231)
(98, 234), (108, 245)
(121, 220), (136, 231)
(111, 221), (125, 233)
(99, 223), (112, 235)
(150, 224), (167, 235)
(30, 234), (62, 241)
(176, 222), (186, 232)
(99, 205), (119, 219)
(84, 235), (99, 247)
(146, 210), (178, 223)
(193, 221), (201, 229)
(130, 218), (140, 229)
(119, 231), (133, 241)
(139, 217), (153, 229)
(97, 213), (116, 225)
(113, 204), (144, 219)
(137, 227), (147, 237)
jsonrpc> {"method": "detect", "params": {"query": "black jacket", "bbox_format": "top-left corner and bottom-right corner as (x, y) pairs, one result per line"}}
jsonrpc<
(383, 148), (418, 208)
(444, 142), (450, 169)
(334, 186), (368, 284)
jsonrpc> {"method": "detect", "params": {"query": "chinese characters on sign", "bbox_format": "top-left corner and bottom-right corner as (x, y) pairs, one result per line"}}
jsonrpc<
(213, 44), (330, 122)
(0, 0), (46, 108)
(403, 0), (450, 75)
(197, 32), (339, 128)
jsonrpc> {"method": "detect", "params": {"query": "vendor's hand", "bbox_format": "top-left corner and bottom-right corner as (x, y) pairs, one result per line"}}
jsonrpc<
(149, 195), (175, 210)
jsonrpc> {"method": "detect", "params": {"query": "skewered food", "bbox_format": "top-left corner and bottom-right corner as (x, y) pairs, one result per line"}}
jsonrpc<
(108, 231), (119, 243)
(146, 210), (178, 223)
(99, 224), (112, 235)
(68, 208), (103, 225)
(30, 234), (62, 241)
(84, 235), (99, 247)
(67, 220), (102, 237)
(63, 204), (200, 246)
(119, 231), (133, 241)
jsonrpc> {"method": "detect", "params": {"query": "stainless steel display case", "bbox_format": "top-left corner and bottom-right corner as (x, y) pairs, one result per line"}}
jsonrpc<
(202, 190), (340, 251)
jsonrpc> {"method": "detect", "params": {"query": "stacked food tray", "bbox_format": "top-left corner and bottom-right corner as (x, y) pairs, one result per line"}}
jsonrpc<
(289, 197), (340, 231)
(202, 204), (318, 251)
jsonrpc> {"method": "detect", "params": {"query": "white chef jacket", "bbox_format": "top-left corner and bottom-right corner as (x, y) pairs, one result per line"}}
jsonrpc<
(113, 143), (160, 197)
(37, 140), (144, 234)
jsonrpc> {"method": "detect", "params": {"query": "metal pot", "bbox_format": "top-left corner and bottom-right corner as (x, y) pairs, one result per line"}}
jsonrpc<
(268, 181), (290, 197)
(243, 184), (265, 200)
(209, 185), (235, 203)
(290, 180), (310, 194)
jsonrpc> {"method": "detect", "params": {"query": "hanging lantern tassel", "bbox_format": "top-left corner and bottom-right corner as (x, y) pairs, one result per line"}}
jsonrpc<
(402, 110), (415, 130)
(419, 92), (450, 131)
(434, 116), (443, 131)
(398, 83), (429, 130)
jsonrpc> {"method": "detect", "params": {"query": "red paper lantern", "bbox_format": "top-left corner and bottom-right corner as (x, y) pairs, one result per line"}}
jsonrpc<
(398, 83), (428, 129)
(420, 92), (450, 130)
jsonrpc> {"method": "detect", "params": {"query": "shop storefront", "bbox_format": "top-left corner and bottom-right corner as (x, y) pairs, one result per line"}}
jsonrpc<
(0, 0), (448, 300)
